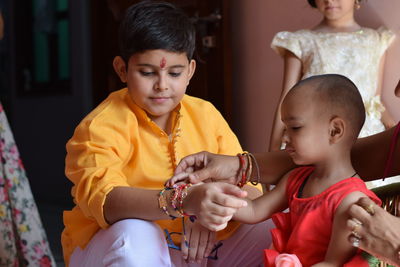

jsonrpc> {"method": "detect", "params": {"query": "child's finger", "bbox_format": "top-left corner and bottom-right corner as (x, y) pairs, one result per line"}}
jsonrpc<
(205, 204), (237, 219)
(219, 182), (248, 199)
(211, 184), (248, 208)
(181, 225), (189, 260)
(195, 229), (210, 262)
(204, 232), (215, 258)
(213, 194), (247, 210)
(209, 222), (228, 232)
(187, 228), (199, 263)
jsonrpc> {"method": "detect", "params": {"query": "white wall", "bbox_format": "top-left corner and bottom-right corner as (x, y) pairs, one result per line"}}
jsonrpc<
(231, 0), (400, 152)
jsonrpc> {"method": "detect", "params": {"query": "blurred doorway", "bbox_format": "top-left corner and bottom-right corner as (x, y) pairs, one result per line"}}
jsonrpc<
(91, 0), (233, 121)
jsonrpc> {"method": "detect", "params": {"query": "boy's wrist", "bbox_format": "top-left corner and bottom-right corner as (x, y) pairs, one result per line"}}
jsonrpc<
(181, 185), (195, 216)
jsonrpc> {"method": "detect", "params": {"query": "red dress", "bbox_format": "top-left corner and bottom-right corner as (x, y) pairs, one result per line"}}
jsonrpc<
(264, 167), (381, 267)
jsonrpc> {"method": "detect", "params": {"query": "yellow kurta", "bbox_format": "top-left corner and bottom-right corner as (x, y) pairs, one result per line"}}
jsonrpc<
(62, 88), (247, 264)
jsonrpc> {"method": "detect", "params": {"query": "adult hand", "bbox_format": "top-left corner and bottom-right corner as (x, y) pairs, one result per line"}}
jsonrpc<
(166, 151), (240, 187)
(183, 182), (247, 231)
(181, 220), (216, 263)
(347, 197), (400, 266)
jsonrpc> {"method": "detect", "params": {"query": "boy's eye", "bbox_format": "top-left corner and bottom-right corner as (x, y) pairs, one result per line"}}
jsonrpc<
(291, 126), (302, 131)
(139, 71), (155, 76)
(169, 72), (182, 77)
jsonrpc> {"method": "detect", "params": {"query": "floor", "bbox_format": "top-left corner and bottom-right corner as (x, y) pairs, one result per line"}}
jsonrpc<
(37, 201), (71, 267)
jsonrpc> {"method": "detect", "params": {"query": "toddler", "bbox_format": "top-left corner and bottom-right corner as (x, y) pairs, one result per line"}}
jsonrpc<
(234, 74), (381, 266)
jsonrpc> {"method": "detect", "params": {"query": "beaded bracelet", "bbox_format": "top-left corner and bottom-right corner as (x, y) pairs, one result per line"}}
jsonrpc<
(176, 184), (192, 216)
(170, 183), (193, 217)
(178, 184), (192, 216)
(158, 188), (178, 219)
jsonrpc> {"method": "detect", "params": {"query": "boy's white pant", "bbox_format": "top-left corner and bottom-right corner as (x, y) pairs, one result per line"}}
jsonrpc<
(69, 219), (273, 267)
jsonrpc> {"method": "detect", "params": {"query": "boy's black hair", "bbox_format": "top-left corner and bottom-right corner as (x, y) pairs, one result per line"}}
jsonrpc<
(118, 0), (196, 62)
(307, 0), (362, 8)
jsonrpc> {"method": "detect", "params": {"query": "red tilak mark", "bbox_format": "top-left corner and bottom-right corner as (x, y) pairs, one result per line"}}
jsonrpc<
(160, 57), (167, 68)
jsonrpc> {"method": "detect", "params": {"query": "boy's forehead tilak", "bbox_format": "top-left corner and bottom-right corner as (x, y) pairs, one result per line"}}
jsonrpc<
(160, 57), (167, 68)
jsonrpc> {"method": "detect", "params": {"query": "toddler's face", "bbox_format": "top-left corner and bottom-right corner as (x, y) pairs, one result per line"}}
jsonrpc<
(281, 90), (331, 165)
(314, 0), (356, 21)
(115, 49), (195, 127)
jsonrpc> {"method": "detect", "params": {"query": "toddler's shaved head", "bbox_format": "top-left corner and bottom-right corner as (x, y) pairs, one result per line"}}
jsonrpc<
(285, 74), (365, 140)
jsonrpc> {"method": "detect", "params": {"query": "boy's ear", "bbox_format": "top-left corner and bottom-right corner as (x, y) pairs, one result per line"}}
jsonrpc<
(186, 59), (196, 85)
(329, 116), (345, 144)
(113, 56), (128, 83)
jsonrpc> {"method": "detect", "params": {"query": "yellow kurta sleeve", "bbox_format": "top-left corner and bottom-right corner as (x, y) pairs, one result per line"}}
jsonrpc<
(65, 105), (133, 229)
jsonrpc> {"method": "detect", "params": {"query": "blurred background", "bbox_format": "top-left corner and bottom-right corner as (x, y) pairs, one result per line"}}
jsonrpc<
(0, 0), (399, 265)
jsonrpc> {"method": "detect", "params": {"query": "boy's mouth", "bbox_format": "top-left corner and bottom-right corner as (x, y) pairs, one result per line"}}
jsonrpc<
(150, 96), (170, 104)
(325, 6), (338, 11)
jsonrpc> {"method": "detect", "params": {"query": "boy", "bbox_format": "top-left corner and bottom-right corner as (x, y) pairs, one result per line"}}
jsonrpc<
(62, 1), (269, 266)
(230, 74), (381, 266)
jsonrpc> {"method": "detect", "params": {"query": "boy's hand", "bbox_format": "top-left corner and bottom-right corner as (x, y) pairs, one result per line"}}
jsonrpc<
(183, 182), (248, 231)
(181, 220), (216, 263)
(165, 151), (240, 187)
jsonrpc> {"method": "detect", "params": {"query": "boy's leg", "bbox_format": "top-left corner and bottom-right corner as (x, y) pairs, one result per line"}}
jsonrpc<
(69, 219), (172, 267)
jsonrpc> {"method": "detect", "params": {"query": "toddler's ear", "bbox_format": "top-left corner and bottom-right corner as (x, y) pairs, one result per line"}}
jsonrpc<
(113, 56), (128, 83)
(329, 116), (345, 144)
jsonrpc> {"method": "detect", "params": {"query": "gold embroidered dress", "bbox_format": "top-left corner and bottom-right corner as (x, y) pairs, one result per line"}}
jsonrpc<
(271, 27), (397, 188)
(272, 27), (395, 138)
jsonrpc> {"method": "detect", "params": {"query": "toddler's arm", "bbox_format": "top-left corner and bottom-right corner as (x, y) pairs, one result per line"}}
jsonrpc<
(269, 51), (302, 151)
(232, 173), (290, 224)
(311, 191), (369, 267)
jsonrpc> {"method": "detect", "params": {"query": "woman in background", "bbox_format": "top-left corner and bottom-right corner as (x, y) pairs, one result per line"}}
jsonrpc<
(0, 8), (55, 267)
(269, 0), (397, 189)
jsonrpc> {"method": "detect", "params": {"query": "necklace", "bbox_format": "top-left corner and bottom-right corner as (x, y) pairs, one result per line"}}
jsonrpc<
(297, 171), (359, 198)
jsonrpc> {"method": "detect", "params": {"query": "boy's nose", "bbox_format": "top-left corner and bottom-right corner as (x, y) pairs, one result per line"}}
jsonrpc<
(155, 77), (168, 91)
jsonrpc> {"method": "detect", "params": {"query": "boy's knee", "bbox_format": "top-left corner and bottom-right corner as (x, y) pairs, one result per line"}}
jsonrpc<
(72, 219), (171, 266)
(111, 218), (156, 229)
(109, 219), (163, 240)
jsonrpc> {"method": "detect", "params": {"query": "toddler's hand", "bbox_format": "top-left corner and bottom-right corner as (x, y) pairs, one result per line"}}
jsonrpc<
(183, 182), (248, 231)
